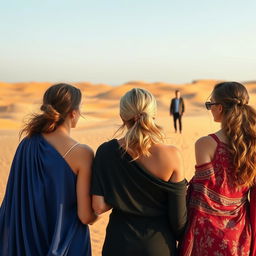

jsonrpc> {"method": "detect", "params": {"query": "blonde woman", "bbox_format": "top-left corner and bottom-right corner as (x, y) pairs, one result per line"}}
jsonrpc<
(91, 88), (187, 256)
(179, 82), (256, 256)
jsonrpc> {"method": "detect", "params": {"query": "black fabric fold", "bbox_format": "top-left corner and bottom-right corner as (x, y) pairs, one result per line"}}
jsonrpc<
(91, 139), (187, 255)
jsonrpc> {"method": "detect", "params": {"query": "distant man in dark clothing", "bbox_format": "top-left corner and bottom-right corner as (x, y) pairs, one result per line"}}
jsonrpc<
(170, 90), (185, 133)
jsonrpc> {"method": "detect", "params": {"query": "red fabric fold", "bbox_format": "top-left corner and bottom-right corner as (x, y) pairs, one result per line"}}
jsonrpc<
(250, 186), (256, 256)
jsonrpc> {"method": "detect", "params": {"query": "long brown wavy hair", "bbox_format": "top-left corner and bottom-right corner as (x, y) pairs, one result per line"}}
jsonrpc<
(117, 88), (164, 160)
(20, 83), (81, 138)
(212, 82), (256, 187)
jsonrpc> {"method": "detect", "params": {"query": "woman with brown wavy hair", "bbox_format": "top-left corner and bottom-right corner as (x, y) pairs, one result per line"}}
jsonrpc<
(0, 83), (97, 256)
(91, 88), (187, 256)
(180, 81), (256, 256)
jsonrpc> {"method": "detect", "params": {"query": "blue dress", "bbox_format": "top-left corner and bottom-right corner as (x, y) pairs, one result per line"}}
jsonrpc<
(0, 134), (91, 256)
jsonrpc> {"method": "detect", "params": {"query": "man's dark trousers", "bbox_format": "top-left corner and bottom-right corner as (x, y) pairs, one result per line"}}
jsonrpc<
(173, 112), (182, 133)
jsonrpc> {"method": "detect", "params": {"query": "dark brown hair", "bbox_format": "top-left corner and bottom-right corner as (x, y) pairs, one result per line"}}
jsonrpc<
(20, 83), (81, 138)
(212, 81), (256, 187)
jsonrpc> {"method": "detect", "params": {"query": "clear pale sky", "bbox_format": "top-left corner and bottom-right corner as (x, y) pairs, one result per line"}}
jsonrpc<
(1, 0), (255, 85)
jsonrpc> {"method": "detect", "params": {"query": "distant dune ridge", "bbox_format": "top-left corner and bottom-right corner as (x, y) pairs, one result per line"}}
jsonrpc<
(0, 79), (255, 255)
(1, 79), (255, 129)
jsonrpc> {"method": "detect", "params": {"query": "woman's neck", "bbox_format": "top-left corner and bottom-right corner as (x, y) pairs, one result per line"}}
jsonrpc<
(45, 122), (71, 138)
(55, 125), (70, 136)
(215, 129), (228, 144)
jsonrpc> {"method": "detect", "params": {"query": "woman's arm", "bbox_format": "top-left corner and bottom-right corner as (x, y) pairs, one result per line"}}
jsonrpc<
(195, 136), (217, 165)
(75, 145), (98, 224)
(92, 195), (112, 215)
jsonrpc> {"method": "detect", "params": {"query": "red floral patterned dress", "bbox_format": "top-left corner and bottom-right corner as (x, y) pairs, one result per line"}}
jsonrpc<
(180, 134), (254, 256)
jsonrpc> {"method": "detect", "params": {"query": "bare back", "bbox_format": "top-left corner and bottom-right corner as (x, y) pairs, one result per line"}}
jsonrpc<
(42, 132), (85, 174)
(118, 139), (184, 182)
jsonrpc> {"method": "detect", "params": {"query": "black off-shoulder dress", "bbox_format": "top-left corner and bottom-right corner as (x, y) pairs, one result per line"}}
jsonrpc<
(91, 139), (187, 256)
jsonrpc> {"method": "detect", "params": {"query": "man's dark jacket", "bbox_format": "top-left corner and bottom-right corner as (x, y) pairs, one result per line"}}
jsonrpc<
(170, 97), (185, 115)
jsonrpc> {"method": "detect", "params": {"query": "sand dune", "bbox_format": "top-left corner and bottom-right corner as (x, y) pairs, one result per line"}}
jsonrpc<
(0, 79), (255, 255)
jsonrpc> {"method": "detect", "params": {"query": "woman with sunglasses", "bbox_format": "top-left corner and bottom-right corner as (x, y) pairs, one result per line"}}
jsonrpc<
(180, 82), (256, 256)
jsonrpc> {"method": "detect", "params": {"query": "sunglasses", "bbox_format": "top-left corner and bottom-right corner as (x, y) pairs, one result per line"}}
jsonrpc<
(205, 101), (220, 110)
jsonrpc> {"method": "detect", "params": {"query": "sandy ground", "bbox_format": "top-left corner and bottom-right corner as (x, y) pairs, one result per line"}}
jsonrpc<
(0, 80), (255, 255)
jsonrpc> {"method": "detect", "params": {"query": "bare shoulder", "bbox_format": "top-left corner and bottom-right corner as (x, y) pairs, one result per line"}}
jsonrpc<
(77, 144), (94, 154)
(70, 144), (94, 174)
(161, 144), (184, 182)
(195, 135), (216, 151)
(164, 145), (183, 165)
(151, 144), (184, 180)
(75, 144), (94, 159)
(166, 145), (181, 155)
(66, 143), (94, 164)
(148, 144), (183, 182)
(195, 135), (215, 145)
(150, 143), (176, 158)
(153, 143), (181, 157)
(195, 135), (217, 165)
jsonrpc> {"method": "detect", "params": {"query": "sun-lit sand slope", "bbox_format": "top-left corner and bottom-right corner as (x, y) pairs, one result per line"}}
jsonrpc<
(0, 80), (256, 255)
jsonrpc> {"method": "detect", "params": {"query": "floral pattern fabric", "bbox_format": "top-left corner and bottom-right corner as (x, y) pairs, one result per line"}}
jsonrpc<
(180, 134), (252, 256)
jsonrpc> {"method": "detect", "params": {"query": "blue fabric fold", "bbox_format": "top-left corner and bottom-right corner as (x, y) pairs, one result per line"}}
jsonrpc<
(0, 134), (91, 256)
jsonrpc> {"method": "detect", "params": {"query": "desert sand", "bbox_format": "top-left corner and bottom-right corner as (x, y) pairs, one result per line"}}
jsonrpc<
(0, 80), (256, 255)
